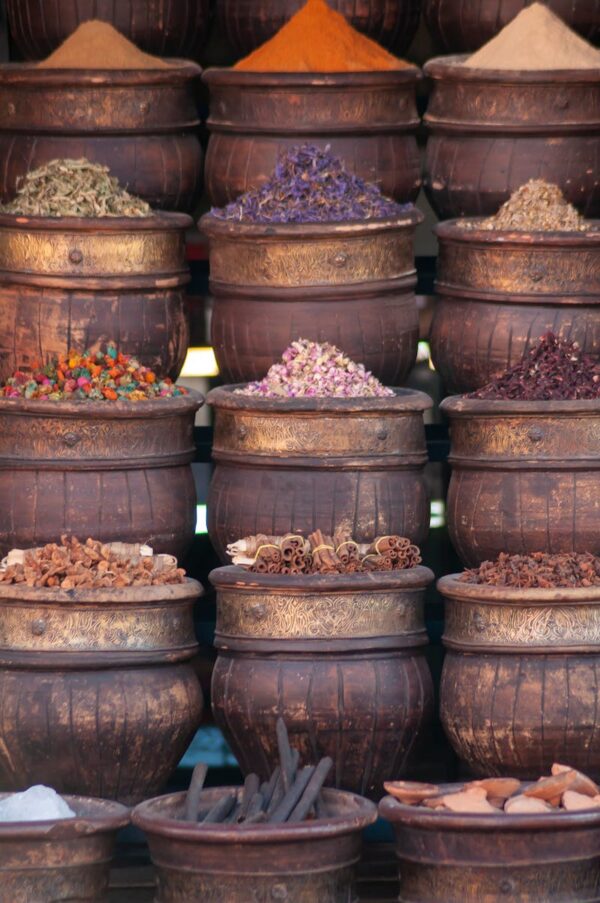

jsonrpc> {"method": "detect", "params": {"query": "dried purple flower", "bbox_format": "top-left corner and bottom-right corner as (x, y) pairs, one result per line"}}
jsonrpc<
(212, 145), (410, 225)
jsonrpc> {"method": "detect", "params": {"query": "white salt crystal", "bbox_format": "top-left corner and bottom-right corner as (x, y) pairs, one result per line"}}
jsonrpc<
(0, 785), (76, 822)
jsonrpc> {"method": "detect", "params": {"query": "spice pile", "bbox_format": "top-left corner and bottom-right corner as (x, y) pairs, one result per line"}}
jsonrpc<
(0, 786), (75, 822)
(236, 339), (393, 398)
(38, 20), (169, 70)
(460, 552), (600, 589)
(385, 764), (600, 814)
(0, 159), (152, 218)
(212, 145), (407, 224)
(465, 4), (600, 70)
(469, 332), (600, 401)
(1, 343), (187, 401)
(182, 719), (332, 825)
(459, 180), (590, 232)
(228, 531), (421, 574)
(0, 536), (186, 589)
(234, 0), (408, 72)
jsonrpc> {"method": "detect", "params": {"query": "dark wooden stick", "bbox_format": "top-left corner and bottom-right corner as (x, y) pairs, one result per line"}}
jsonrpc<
(184, 762), (208, 822)
(202, 791), (236, 824)
(276, 718), (295, 791)
(261, 766), (280, 809)
(288, 757), (333, 823)
(242, 809), (267, 826)
(245, 791), (264, 820)
(269, 766), (315, 824)
(236, 773), (260, 822)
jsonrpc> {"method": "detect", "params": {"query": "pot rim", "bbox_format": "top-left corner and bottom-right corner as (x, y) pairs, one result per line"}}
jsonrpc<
(207, 386), (432, 414)
(0, 793), (129, 838)
(440, 395), (600, 416)
(379, 790), (600, 831)
(0, 211), (194, 232)
(200, 208), (424, 238)
(0, 388), (203, 419)
(0, 576), (202, 606)
(424, 55), (600, 83)
(0, 60), (202, 86)
(435, 219), (600, 245)
(209, 564), (434, 592)
(202, 66), (422, 87)
(438, 573), (600, 604)
(132, 787), (377, 842)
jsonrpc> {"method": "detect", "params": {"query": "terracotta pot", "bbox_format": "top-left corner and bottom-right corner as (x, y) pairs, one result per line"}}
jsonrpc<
(7, 0), (210, 59)
(424, 0), (600, 53)
(203, 68), (422, 205)
(0, 794), (129, 903)
(207, 387), (431, 562)
(380, 787), (600, 902)
(200, 209), (423, 384)
(0, 63), (203, 212)
(133, 786), (377, 902)
(210, 566), (434, 798)
(217, 0), (422, 55)
(0, 579), (204, 804)
(0, 392), (202, 559)
(441, 396), (600, 567)
(0, 212), (192, 382)
(439, 575), (600, 779)
(424, 57), (600, 219)
(430, 220), (600, 393)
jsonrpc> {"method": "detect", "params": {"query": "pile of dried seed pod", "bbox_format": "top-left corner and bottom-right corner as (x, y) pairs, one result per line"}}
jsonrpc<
(227, 530), (422, 575)
(182, 719), (332, 826)
(385, 764), (600, 815)
(461, 551), (600, 588)
(459, 179), (590, 233)
(0, 536), (186, 589)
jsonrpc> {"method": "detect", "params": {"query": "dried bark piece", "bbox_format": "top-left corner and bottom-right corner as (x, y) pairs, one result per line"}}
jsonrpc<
(505, 795), (554, 815)
(439, 788), (497, 814)
(551, 764), (599, 797)
(523, 772), (577, 802)
(466, 778), (521, 801)
(384, 781), (440, 805)
(562, 791), (600, 812)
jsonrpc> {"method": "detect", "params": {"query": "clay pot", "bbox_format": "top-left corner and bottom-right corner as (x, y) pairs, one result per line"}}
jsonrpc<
(7, 0), (210, 59)
(0, 64), (203, 212)
(203, 68), (422, 205)
(424, 0), (600, 53)
(133, 786), (377, 902)
(439, 575), (600, 779)
(207, 387), (431, 562)
(200, 209), (423, 384)
(0, 794), (129, 903)
(380, 787), (600, 902)
(424, 57), (600, 219)
(210, 566), (434, 798)
(0, 392), (202, 559)
(441, 396), (600, 567)
(217, 0), (422, 55)
(0, 212), (192, 382)
(430, 221), (600, 394)
(0, 579), (204, 804)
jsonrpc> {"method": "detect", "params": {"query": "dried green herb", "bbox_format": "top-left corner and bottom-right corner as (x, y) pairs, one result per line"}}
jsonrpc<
(0, 158), (152, 218)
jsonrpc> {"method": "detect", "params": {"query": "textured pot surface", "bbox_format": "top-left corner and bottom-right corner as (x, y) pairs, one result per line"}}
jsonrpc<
(439, 575), (600, 779)
(441, 396), (600, 566)
(133, 786), (377, 902)
(0, 794), (129, 903)
(380, 790), (600, 902)
(210, 567), (434, 798)
(218, 0), (422, 54)
(430, 221), (600, 394)
(0, 64), (203, 212)
(424, 58), (600, 219)
(207, 387), (431, 562)
(201, 211), (422, 384)
(203, 69), (422, 205)
(0, 392), (202, 558)
(424, 0), (600, 53)
(0, 212), (192, 381)
(0, 581), (204, 804)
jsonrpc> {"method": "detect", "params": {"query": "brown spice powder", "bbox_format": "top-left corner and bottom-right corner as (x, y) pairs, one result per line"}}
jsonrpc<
(38, 20), (169, 70)
(459, 179), (590, 232)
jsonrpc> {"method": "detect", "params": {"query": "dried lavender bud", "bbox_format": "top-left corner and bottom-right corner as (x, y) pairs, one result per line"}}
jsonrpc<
(211, 144), (410, 224)
(235, 338), (394, 399)
(459, 180), (590, 233)
(469, 332), (600, 401)
(461, 552), (600, 589)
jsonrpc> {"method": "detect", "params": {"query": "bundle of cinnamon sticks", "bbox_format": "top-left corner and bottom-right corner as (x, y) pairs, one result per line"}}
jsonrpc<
(226, 529), (421, 575)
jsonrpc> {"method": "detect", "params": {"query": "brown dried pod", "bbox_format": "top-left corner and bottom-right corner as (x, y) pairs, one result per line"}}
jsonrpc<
(384, 781), (440, 805)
